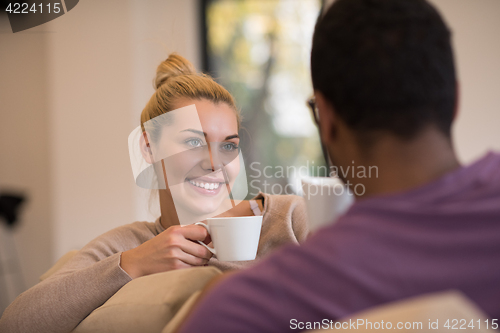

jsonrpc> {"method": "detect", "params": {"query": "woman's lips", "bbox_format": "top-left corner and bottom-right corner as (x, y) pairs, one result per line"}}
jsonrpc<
(186, 178), (224, 196)
(190, 176), (225, 183)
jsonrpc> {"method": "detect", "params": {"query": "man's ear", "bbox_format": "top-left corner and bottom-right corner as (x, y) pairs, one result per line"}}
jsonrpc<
(315, 90), (338, 145)
(140, 132), (154, 164)
(453, 81), (460, 122)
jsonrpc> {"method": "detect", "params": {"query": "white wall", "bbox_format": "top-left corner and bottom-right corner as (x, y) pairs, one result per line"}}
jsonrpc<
(46, 0), (200, 260)
(47, 0), (136, 261)
(431, 0), (500, 163)
(0, 0), (200, 303)
(0, 13), (53, 304)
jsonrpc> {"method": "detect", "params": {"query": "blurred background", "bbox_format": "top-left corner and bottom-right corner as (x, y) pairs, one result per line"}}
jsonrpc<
(0, 0), (499, 314)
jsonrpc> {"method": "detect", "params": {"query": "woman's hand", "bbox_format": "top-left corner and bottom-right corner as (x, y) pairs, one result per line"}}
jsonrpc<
(120, 224), (213, 279)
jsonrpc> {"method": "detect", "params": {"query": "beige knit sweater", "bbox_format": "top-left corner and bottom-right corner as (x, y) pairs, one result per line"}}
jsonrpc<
(0, 193), (308, 333)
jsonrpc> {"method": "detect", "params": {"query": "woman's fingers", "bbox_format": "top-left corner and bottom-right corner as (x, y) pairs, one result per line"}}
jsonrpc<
(121, 224), (215, 278)
(163, 225), (213, 263)
(167, 257), (195, 270)
(176, 250), (210, 266)
(177, 238), (213, 261)
(176, 224), (210, 242)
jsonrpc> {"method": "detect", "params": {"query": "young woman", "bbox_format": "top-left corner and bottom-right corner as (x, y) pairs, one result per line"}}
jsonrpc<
(0, 54), (309, 333)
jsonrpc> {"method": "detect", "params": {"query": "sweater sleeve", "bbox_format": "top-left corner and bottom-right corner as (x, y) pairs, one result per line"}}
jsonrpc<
(0, 222), (154, 333)
(290, 196), (310, 243)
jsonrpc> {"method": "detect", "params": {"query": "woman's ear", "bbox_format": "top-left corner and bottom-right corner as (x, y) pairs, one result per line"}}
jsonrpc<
(140, 132), (154, 164)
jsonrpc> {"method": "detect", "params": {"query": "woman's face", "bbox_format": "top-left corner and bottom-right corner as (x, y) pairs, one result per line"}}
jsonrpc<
(151, 99), (240, 222)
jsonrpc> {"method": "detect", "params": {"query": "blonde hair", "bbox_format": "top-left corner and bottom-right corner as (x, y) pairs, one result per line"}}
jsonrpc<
(140, 53), (240, 133)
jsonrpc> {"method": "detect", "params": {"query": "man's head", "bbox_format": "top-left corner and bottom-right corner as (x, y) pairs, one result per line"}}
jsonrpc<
(311, 0), (457, 159)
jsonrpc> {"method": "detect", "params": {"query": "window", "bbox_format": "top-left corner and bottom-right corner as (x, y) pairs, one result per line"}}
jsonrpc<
(203, 0), (325, 197)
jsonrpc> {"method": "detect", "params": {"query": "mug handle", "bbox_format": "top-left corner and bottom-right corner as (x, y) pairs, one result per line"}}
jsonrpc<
(194, 222), (216, 256)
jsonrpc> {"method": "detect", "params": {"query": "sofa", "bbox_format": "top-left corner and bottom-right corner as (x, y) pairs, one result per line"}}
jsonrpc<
(39, 251), (495, 333)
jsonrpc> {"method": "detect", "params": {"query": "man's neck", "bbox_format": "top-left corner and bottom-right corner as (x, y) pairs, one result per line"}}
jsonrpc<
(345, 128), (461, 198)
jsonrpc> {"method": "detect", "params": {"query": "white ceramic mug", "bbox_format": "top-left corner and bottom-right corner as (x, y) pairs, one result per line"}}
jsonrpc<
(194, 215), (263, 261)
(301, 176), (354, 233)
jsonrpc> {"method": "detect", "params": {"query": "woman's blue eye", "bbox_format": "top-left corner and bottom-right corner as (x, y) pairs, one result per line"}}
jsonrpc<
(221, 142), (239, 151)
(185, 138), (204, 147)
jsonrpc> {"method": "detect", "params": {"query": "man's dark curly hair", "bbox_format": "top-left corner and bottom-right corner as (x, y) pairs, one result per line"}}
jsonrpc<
(311, 0), (457, 141)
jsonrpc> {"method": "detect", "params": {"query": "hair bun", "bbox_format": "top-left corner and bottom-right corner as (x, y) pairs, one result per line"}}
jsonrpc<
(154, 53), (196, 89)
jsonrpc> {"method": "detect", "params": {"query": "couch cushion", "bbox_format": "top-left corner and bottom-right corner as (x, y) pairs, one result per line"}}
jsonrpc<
(161, 290), (202, 333)
(306, 290), (494, 332)
(72, 266), (222, 333)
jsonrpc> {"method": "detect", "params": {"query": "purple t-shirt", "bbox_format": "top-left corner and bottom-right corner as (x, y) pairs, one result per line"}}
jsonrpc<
(178, 152), (500, 333)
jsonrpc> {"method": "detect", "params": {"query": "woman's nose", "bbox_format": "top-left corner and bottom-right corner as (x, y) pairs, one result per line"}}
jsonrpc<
(200, 151), (215, 172)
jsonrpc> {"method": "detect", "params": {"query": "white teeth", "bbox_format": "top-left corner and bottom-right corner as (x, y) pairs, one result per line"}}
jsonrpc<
(188, 180), (221, 190)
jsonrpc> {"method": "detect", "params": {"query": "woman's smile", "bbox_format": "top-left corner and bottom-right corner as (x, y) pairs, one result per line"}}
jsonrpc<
(186, 175), (226, 196)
